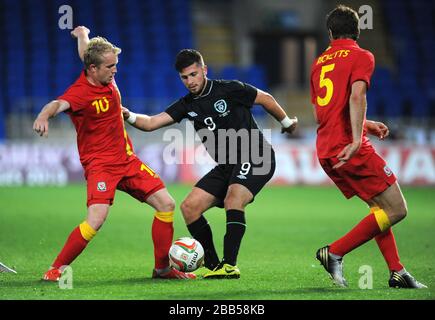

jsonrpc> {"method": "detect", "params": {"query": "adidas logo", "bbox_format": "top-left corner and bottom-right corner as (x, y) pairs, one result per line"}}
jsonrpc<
(188, 111), (198, 117)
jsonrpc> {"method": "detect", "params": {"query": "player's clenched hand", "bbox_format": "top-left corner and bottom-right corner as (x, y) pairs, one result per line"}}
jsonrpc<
(71, 26), (90, 39)
(121, 106), (130, 120)
(281, 117), (298, 134)
(366, 120), (389, 140)
(333, 141), (361, 169)
(33, 116), (49, 138)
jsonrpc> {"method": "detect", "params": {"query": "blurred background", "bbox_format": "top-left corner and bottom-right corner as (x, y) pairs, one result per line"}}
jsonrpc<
(1, 0), (434, 187)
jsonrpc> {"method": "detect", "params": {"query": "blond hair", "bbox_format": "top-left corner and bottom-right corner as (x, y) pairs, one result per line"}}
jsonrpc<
(83, 37), (121, 69)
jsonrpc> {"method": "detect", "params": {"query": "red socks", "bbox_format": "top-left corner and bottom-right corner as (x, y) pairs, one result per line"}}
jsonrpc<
(52, 226), (89, 269)
(51, 214), (174, 271)
(152, 216), (173, 270)
(329, 209), (404, 272)
(329, 213), (382, 257)
(375, 228), (404, 271)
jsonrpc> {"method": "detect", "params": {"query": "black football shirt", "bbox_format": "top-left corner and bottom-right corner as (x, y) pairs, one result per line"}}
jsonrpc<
(165, 79), (274, 164)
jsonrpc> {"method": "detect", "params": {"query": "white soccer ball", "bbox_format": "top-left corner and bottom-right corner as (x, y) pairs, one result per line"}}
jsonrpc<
(169, 237), (204, 272)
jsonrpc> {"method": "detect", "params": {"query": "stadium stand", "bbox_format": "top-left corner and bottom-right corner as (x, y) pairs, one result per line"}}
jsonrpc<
(373, 0), (434, 120)
(2, 0), (433, 141)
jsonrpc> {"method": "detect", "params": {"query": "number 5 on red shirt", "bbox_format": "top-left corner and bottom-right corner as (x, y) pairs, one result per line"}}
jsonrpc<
(317, 63), (335, 107)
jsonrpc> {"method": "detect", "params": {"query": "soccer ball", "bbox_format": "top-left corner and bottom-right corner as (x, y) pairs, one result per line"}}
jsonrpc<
(169, 237), (204, 272)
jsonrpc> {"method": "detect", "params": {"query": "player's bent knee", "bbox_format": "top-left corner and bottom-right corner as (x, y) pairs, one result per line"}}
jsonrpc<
(160, 198), (175, 213)
(223, 195), (246, 211)
(392, 200), (408, 223)
(87, 205), (109, 230)
(180, 200), (192, 215)
(387, 207), (407, 225)
(180, 200), (200, 221)
(396, 206), (408, 222)
(87, 215), (107, 231)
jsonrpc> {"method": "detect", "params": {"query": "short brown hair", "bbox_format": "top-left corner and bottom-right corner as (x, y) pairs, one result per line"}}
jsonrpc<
(174, 49), (204, 72)
(326, 5), (360, 40)
(83, 37), (121, 69)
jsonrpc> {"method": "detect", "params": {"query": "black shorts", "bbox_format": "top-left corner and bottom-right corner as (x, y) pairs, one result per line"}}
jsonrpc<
(195, 153), (276, 208)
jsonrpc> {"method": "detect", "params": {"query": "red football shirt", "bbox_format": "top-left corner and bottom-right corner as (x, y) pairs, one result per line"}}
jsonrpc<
(58, 71), (135, 170)
(310, 39), (375, 159)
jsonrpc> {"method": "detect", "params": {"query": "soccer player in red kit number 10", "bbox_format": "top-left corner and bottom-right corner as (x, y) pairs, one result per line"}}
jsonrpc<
(33, 26), (195, 281)
(311, 5), (426, 288)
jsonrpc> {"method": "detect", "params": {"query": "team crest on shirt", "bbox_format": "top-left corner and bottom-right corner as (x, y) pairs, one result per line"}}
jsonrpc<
(97, 182), (107, 192)
(383, 166), (393, 177)
(214, 99), (227, 113)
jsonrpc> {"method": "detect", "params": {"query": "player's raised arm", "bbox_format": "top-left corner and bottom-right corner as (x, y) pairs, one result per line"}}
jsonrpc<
(71, 26), (90, 62)
(33, 100), (70, 137)
(254, 89), (298, 134)
(122, 107), (175, 132)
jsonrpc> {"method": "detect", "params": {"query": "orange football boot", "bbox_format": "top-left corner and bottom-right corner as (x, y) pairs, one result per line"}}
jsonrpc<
(152, 267), (196, 279)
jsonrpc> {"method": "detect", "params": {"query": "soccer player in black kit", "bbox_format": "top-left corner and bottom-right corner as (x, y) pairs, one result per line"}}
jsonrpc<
(123, 49), (297, 278)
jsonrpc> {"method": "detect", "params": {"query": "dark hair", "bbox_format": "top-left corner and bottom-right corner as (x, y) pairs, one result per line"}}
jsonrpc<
(326, 5), (360, 40)
(174, 49), (204, 72)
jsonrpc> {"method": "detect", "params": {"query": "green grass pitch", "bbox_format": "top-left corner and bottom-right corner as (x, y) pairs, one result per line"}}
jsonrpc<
(0, 184), (434, 300)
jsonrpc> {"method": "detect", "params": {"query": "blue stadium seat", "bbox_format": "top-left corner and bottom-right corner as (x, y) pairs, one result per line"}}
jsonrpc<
(383, 92), (403, 119)
(372, 68), (394, 93)
(243, 65), (267, 90)
(402, 90), (429, 118)
(2, 0), (194, 122)
(220, 65), (239, 80)
(366, 91), (379, 118)
(30, 62), (51, 99)
(206, 66), (215, 79)
(381, 0), (435, 119)
(170, 76), (188, 98)
(0, 97), (5, 140)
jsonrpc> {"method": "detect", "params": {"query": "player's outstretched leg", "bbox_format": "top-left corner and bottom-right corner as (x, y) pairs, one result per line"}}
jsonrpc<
(181, 188), (221, 271)
(146, 189), (196, 280)
(187, 215), (220, 271)
(203, 185), (252, 280)
(42, 220), (97, 281)
(316, 246), (348, 287)
(374, 228), (426, 288)
(203, 209), (246, 279)
(368, 185), (426, 288)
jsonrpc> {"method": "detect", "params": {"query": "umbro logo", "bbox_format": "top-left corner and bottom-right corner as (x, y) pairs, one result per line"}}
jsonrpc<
(188, 111), (198, 117)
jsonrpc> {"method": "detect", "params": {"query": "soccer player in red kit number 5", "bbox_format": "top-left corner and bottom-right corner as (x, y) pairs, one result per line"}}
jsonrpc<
(33, 26), (195, 281)
(311, 5), (426, 288)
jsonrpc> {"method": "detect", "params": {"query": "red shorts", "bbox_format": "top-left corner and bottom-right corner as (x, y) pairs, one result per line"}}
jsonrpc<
(319, 151), (397, 201)
(85, 157), (165, 207)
